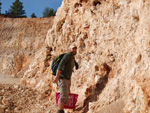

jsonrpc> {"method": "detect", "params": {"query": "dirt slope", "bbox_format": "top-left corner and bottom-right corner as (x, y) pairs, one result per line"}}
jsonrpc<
(0, 16), (55, 113)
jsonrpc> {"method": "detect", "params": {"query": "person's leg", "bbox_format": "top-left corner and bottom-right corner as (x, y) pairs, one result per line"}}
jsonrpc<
(58, 79), (65, 111)
(58, 101), (64, 110)
(58, 79), (70, 112)
(57, 79), (65, 113)
(69, 79), (71, 93)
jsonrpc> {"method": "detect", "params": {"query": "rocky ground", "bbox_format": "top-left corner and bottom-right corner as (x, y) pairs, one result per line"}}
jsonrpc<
(0, 16), (58, 113)
(0, 75), (57, 113)
(1, 0), (150, 112)
(0, 75), (125, 113)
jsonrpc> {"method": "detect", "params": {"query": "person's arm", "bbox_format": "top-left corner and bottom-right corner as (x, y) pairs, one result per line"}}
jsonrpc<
(74, 60), (79, 70)
(53, 70), (61, 83)
(53, 53), (70, 83)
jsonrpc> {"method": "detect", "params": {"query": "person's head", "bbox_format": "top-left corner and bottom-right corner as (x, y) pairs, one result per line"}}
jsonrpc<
(70, 43), (77, 55)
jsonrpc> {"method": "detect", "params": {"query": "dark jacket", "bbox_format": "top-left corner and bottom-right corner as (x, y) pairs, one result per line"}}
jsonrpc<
(57, 52), (75, 80)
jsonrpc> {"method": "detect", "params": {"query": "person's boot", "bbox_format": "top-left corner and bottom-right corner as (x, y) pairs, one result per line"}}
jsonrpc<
(57, 110), (64, 113)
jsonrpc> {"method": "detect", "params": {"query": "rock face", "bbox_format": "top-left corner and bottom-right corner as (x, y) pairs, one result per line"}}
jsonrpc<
(45, 0), (150, 112)
(0, 17), (53, 76)
(1, 0), (150, 113)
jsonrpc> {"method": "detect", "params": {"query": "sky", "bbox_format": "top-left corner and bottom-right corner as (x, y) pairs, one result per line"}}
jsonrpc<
(1, 0), (63, 17)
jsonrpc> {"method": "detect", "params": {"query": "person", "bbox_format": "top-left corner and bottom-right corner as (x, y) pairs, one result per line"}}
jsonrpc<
(53, 43), (78, 113)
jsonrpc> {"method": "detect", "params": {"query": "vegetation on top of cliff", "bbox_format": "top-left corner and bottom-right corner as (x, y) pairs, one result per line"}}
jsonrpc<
(0, 0), (57, 18)
(8, 0), (26, 18)
(31, 13), (37, 18)
(43, 7), (56, 17)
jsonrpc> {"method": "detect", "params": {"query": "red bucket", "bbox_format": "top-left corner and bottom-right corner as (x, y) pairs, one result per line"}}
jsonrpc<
(56, 92), (78, 109)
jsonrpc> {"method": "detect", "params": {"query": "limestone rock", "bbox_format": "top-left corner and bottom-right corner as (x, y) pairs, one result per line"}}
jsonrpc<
(0, 17), (54, 75)
(45, 0), (150, 112)
(1, 0), (150, 112)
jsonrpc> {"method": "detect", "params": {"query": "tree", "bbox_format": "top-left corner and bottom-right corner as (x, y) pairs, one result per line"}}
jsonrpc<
(5, 10), (10, 15)
(43, 7), (56, 17)
(9, 0), (26, 17)
(0, 0), (2, 14)
(31, 13), (36, 18)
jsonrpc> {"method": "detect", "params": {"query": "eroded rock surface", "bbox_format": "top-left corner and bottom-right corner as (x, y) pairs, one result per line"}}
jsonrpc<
(1, 0), (150, 113)
(45, 0), (150, 112)
(0, 17), (53, 76)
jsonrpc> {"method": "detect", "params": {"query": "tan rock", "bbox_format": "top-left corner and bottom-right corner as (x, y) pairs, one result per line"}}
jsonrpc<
(16, 106), (22, 110)
(0, 17), (54, 75)
(0, 105), (5, 113)
(1, 0), (150, 112)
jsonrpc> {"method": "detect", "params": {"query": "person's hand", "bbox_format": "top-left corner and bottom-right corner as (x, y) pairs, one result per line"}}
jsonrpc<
(53, 77), (59, 83)
(75, 61), (79, 70)
(53, 70), (61, 83)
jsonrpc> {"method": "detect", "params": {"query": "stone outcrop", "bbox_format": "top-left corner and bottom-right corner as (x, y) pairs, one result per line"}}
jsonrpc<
(1, 0), (150, 113)
(45, 0), (150, 112)
(0, 17), (53, 76)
